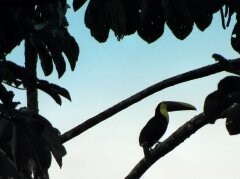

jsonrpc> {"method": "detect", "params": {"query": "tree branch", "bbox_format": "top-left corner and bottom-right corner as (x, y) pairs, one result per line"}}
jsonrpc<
(125, 103), (240, 178)
(25, 39), (39, 114)
(61, 56), (240, 143)
(125, 113), (207, 179)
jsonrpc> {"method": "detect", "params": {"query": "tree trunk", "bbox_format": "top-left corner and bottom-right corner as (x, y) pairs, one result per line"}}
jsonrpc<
(25, 39), (38, 114)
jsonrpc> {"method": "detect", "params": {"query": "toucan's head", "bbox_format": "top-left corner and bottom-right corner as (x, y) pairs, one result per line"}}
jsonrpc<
(155, 101), (196, 118)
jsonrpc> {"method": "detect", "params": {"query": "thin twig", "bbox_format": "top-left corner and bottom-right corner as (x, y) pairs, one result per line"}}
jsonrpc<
(60, 57), (240, 143)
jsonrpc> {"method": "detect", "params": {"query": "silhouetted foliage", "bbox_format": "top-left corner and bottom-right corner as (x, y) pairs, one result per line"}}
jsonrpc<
(1, 0), (240, 178)
(204, 76), (240, 132)
(0, 107), (66, 178)
(79, 0), (240, 52)
(0, 0), (76, 178)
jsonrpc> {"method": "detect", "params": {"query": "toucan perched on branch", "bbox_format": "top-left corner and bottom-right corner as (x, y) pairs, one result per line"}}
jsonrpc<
(139, 101), (196, 157)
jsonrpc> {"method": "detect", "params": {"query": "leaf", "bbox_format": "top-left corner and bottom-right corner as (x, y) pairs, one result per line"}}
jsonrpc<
(106, 0), (126, 40)
(0, 8), (23, 56)
(45, 40), (66, 78)
(37, 80), (71, 105)
(62, 30), (79, 71)
(13, 114), (52, 177)
(84, 0), (110, 42)
(37, 146), (52, 173)
(41, 125), (66, 168)
(0, 149), (21, 179)
(15, 123), (37, 172)
(137, 0), (165, 43)
(218, 76), (240, 93)
(38, 42), (54, 76)
(73, 0), (87, 11)
(37, 80), (62, 105)
(186, 0), (212, 31)
(204, 76), (240, 124)
(226, 105), (240, 135)
(49, 83), (71, 101)
(231, 19), (240, 53)
(52, 53), (66, 78)
(121, 0), (140, 35)
(162, 0), (193, 40)
(203, 90), (228, 123)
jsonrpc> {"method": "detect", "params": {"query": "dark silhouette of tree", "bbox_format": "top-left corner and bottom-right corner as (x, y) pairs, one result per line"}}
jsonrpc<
(0, 0), (240, 178)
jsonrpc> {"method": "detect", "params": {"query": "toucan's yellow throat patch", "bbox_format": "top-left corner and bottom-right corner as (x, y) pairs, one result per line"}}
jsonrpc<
(160, 103), (169, 120)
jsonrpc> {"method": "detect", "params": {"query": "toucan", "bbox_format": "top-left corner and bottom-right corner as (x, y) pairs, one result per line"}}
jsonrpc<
(139, 101), (196, 156)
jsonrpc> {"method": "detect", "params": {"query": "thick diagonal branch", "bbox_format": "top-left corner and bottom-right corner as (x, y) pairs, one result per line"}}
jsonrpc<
(61, 57), (240, 143)
(125, 103), (240, 178)
(125, 113), (207, 179)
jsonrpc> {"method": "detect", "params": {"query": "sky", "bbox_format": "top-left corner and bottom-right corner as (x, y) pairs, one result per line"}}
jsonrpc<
(7, 3), (240, 179)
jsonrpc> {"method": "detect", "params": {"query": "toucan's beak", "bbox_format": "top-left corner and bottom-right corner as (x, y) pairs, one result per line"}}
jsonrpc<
(165, 101), (196, 112)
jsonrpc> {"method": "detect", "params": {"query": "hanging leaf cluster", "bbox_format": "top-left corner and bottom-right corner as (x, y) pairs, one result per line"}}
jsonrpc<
(0, 107), (66, 179)
(74, 0), (224, 42)
(0, 0), (79, 78)
(73, 0), (240, 54)
(204, 76), (240, 135)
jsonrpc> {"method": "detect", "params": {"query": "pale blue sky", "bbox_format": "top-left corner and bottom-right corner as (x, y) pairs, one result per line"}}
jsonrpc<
(8, 3), (240, 179)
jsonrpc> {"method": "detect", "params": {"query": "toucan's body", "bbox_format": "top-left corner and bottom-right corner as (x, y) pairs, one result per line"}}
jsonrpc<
(139, 111), (168, 149)
(139, 101), (196, 156)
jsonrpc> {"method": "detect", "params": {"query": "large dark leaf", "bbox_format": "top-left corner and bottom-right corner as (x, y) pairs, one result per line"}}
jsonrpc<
(52, 53), (66, 79)
(186, 0), (213, 31)
(62, 30), (79, 71)
(48, 83), (71, 101)
(37, 41), (54, 76)
(33, 114), (66, 168)
(41, 125), (66, 168)
(218, 76), (240, 93)
(106, 0), (126, 40)
(15, 123), (38, 173)
(138, 0), (165, 43)
(85, 0), (110, 42)
(162, 0), (193, 40)
(37, 80), (71, 105)
(122, 0), (140, 35)
(0, 8), (23, 56)
(37, 81), (62, 105)
(204, 90), (227, 123)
